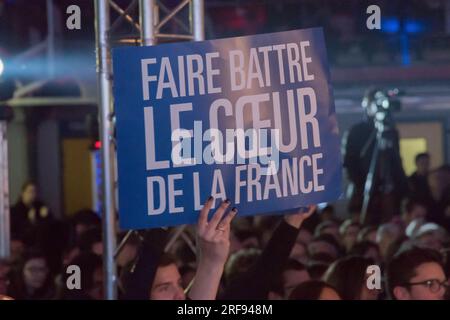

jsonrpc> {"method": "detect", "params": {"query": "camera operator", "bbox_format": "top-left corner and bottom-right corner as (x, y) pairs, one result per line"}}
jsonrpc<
(342, 88), (409, 226)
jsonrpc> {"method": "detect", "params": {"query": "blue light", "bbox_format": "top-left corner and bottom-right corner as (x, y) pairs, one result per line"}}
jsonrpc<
(400, 34), (411, 66)
(0, 59), (4, 77)
(405, 19), (425, 34)
(381, 17), (400, 33)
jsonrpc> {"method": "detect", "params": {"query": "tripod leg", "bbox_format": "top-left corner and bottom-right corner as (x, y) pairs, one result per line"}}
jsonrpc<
(360, 138), (381, 225)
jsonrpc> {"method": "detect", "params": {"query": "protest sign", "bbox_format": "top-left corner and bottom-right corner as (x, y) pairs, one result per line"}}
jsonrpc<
(112, 28), (342, 229)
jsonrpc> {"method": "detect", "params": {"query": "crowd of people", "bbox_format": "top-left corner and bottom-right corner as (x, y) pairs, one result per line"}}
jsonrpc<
(0, 152), (449, 300)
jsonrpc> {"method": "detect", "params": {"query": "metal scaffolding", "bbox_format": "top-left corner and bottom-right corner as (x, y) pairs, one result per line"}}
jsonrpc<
(94, 0), (204, 300)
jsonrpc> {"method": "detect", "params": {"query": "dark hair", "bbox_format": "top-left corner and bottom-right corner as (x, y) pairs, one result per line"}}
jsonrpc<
(77, 227), (102, 253)
(314, 221), (338, 237)
(225, 248), (261, 284)
(357, 226), (377, 242)
(402, 198), (426, 214)
(309, 234), (342, 257)
(307, 263), (330, 280)
(283, 259), (306, 272)
(158, 252), (178, 268)
(21, 181), (36, 193)
(72, 209), (101, 227)
(386, 246), (444, 299)
(415, 153), (429, 163)
(288, 280), (340, 300)
(350, 241), (379, 257)
(8, 248), (54, 300)
(323, 255), (374, 300)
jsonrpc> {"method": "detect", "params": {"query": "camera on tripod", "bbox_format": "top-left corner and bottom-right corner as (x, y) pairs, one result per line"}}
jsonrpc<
(362, 88), (403, 129)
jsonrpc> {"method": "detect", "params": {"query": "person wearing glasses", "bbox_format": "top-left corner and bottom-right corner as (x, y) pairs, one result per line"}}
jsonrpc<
(386, 246), (448, 300)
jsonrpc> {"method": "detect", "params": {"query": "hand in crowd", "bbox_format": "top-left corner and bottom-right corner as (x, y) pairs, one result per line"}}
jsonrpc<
(188, 197), (237, 299)
(284, 205), (317, 229)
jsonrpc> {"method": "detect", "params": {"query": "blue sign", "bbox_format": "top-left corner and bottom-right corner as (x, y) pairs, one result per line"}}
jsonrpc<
(113, 28), (342, 230)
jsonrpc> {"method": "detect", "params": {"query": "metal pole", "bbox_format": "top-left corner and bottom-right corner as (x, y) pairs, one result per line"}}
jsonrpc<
(139, 0), (156, 46)
(109, 0), (141, 32)
(94, 0), (117, 300)
(46, 0), (55, 77)
(156, 0), (190, 31)
(192, 0), (204, 41)
(0, 121), (10, 259)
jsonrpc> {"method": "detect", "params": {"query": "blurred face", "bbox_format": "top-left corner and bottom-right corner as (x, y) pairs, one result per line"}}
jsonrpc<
(416, 157), (430, 175)
(308, 240), (338, 259)
(88, 267), (104, 300)
(410, 205), (427, 222)
(343, 225), (360, 251)
(91, 242), (103, 256)
(23, 258), (48, 290)
(150, 263), (185, 300)
(318, 287), (341, 300)
(283, 269), (310, 298)
(322, 226), (340, 241)
(394, 262), (447, 300)
(21, 184), (37, 205)
(417, 233), (442, 251)
(290, 242), (307, 264)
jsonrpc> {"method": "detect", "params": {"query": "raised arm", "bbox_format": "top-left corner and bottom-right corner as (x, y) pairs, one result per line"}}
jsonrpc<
(222, 205), (316, 300)
(188, 197), (237, 300)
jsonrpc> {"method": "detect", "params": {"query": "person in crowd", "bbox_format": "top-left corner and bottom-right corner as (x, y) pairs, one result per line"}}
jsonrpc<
(281, 259), (311, 298)
(339, 220), (361, 252)
(288, 280), (341, 300)
(357, 226), (378, 243)
(10, 182), (53, 243)
(342, 88), (409, 225)
(8, 248), (55, 300)
(401, 199), (428, 228)
(148, 253), (186, 300)
(224, 248), (261, 286)
(221, 205), (316, 300)
(408, 153), (432, 203)
(426, 166), (450, 228)
(69, 209), (101, 244)
(289, 238), (309, 264)
(10, 182), (64, 274)
(308, 234), (341, 261)
(376, 223), (402, 262)
(412, 223), (448, 251)
(314, 220), (340, 241)
(61, 252), (103, 300)
(386, 246), (448, 300)
(122, 197), (237, 300)
(324, 256), (380, 300)
(306, 262), (330, 280)
(349, 241), (381, 265)
(77, 227), (103, 256)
